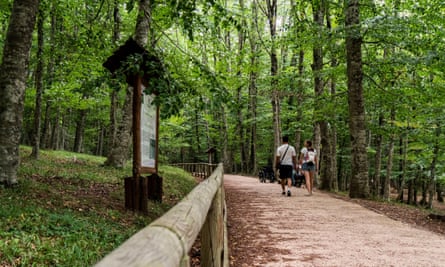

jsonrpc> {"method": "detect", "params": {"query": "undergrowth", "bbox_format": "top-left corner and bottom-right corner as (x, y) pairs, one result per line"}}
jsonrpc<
(0, 146), (197, 266)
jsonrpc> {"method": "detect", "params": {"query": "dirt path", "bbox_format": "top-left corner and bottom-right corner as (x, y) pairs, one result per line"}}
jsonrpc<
(225, 174), (445, 267)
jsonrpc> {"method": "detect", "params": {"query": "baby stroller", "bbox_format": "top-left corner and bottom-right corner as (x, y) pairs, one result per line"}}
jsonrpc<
(293, 169), (305, 187)
(259, 166), (275, 183)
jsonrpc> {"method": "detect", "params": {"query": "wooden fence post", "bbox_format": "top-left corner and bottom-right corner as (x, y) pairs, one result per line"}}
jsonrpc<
(96, 164), (227, 267)
(200, 185), (226, 267)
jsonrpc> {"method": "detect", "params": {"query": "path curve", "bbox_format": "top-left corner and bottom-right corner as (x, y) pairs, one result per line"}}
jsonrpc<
(224, 174), (445, 267)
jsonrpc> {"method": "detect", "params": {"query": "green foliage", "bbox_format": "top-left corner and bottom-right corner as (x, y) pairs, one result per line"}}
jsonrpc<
(0, 205), (130, 266)
(159, 165), (197, 201)
(0, 147), (197, 266)
(113, 50), (187, 117)
(166, 0), (240, 41)
(0, 0), (11, 59)
(2, 0), (444, 194)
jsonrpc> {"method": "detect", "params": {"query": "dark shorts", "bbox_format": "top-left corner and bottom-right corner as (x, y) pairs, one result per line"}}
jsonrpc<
(302, 162), (315, 171)
(279, 165), (293, 179)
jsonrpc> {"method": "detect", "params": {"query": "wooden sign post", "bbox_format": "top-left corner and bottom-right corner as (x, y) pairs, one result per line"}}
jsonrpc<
(104, 38), (163, 213)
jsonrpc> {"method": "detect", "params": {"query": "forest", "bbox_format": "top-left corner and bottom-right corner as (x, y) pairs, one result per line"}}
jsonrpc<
(1, 0), (444, 206)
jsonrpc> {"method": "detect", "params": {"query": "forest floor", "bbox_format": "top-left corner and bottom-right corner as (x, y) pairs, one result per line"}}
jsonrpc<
(33, 169), (443, 266)
(37, 171), (443, 267)
(223, 175), (445, 267)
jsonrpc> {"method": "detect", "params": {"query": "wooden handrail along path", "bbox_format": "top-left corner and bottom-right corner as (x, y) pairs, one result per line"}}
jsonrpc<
(172, 163), (219, 179)
(96, 163), (228, 267)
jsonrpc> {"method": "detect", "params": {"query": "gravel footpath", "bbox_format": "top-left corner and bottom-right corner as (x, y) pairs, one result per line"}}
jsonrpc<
(225, 174), (445, 267)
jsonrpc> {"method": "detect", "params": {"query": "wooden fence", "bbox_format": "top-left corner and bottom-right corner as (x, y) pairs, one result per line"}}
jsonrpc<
(172, 163), (219, 179)
(95, 163), (228, 267)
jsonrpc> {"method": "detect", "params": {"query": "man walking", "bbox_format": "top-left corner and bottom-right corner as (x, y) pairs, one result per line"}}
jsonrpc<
(276, 136), (297, 196)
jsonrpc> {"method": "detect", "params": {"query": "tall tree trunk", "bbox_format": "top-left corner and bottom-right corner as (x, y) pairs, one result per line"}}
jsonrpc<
(106, 0), (122, 154)
(383, 141), (394, 201)
(327, 63), (339, 191)
(320, 1), (338, 191)
(134, 0), (150, 46)
(397, 136), (407, 202)
(383, 109), (395, 201)
(108, 88), (118, 150)
(338, 136), (349, 191)
(266, 0), (281, 169)
(222, 105), (232, 173)
(373, 114), (384, 196)
(331, 134), (339, 191)
(312, 0), (324, 189)
(236, 0), (247, 173)
(289, 1), (304, 154)
(104, 0), (151, 167)
(50, 107), (61, 150)
(0, 0), (39, 185)
(194, 109), (201, 162)
(313, 123), (321, 187)
(248, 0), (259, 175)
(376, 46), (396, 198)
(96, 124), (105, 156)
(113, 0), (121, 44)
(41, 2), (56, 149)
(428, 127), (440, 209)
(345, 0), (369, 198)
(31, 4), (44, 159)
(288, 52), (300, 153)
(73, 109), (87, 153)
(41, 103), (52, 148)
(294, 49), (304, 153)
(61, 112), (68, 151)
(105, 86), (133, 168)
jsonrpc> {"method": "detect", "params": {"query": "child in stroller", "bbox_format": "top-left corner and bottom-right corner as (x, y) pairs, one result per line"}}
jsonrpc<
(292, 165), (305, 187)
(258, 166), (275, 183)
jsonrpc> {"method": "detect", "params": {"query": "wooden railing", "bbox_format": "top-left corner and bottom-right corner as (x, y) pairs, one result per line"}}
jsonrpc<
(95, 163), (228, 267)
(172, 163), (219, 179)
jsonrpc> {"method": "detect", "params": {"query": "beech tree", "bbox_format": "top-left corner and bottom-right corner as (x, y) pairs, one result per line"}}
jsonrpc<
(0, 0), (39, 186)
(345, 0), (370, 198)
(1, 0), (444, 204)
(104, 0), (152, 168)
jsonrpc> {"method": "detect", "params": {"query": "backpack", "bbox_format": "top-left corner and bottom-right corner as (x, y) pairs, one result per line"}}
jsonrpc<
(306, 148), (316, 165)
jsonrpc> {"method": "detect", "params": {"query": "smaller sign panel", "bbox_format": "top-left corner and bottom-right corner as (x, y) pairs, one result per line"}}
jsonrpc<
(140, 86), (157, 170)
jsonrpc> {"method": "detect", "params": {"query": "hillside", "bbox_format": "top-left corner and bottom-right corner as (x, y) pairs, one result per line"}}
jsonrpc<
(0, 147), (198, 266)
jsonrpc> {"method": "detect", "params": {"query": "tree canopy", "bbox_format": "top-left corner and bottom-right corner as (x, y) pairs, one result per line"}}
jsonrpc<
(1, 0), (444, 204)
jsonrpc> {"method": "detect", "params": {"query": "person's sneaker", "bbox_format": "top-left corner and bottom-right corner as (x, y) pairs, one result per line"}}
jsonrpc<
(282, 191), (286, 195)
(287, 190), (291, 197)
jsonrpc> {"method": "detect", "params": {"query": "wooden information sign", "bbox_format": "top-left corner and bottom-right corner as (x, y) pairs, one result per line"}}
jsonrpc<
(104, 38), (163, 213)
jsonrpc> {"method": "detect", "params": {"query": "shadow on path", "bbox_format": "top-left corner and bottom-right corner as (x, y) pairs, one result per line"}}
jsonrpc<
(225, 174), (445, 267)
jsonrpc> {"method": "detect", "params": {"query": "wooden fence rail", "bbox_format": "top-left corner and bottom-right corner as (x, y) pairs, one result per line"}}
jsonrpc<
(172, 163), (218, 179)
(95, 163), (228, 267)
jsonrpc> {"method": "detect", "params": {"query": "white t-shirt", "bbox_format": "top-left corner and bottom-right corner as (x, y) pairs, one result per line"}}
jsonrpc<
(276, 144), (296, 166)
(301, 147), (317, 164)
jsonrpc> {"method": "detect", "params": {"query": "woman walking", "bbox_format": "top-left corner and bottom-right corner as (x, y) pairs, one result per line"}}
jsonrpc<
(299, 140), (317, 195)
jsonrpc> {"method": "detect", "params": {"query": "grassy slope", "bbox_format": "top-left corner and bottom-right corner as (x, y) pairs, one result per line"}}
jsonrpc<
(0, 147), (197, 266)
